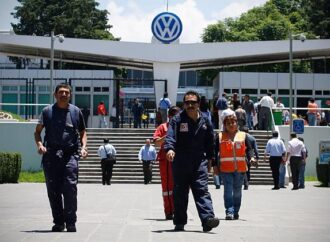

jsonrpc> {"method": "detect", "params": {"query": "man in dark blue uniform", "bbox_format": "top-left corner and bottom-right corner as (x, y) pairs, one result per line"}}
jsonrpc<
(164, 90), (220, 232)
(34, 83), (88, 232)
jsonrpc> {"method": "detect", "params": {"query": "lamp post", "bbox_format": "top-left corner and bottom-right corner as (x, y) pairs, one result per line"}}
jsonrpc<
(50, 31), (64, 103)
(289, 31), (305, 132)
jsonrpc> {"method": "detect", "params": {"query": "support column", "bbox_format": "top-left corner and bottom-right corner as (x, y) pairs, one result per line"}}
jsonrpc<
(153, 62), (180, 108)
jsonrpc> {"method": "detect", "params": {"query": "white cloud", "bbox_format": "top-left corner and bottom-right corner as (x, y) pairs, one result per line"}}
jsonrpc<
(212, 0), (267, 20)
(106, 0), (267, 43)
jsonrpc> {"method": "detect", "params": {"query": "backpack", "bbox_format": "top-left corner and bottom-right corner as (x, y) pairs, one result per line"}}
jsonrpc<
(44, 104), (79, 131)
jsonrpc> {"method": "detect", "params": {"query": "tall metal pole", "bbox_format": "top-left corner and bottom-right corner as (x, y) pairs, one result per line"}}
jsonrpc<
(289, 31), (293, 133)
(50, 30), (55, 104)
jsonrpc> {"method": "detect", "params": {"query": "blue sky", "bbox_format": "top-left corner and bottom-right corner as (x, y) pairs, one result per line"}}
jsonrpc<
(0, 0), (267, 43)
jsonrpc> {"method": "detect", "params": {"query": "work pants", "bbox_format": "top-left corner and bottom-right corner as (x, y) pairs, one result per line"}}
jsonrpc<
(172, 158), (215, 226)
(159, 158), (174, 216)
(142, 160), (153, 184)
(290, 156), (302, 189)
(269, 156), (282, 189)
(42, 152), (78, 226)
(101, 159), (114, 185)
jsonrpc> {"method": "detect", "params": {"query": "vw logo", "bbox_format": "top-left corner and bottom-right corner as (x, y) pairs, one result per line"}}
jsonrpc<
(151, 12), (183, 44)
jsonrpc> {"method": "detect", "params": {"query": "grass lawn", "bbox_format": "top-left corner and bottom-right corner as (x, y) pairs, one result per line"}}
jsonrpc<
(19, 171), (45, 183)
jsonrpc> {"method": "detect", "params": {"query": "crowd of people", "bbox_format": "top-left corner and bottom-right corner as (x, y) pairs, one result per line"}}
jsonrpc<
(34, 85), (314, 233)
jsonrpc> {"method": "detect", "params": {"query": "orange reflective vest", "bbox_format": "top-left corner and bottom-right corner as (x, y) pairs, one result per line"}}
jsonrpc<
(219, 131), (247, 173)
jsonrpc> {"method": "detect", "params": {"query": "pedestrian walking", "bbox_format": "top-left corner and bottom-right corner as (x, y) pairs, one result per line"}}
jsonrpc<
(132, 98), (144, 128)
(97, 101), (107, 128)
(158, 92), (171, 123)
(138, 139), (157, 184)
(97, 138), (116, 185)
(298, 137), (308, 189)
(264, 131), (286, 190)
(285, 133), (306, 190)
(214, 109), (253, 220)
(34, 83), (88, 232)
(258, 92), (275, 130)
(242, 94), (255, 129)
(215, 93), (228, 130)
(153, 106), (180, 220)
(164, 90), (219, 232)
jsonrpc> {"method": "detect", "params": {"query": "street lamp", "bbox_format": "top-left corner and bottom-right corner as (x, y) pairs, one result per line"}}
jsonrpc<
(50, 31), (65, 103)
(289, 31), (305, 132)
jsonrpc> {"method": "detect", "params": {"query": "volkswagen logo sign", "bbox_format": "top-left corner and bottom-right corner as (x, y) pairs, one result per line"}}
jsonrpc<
(151, 12), (183, 44)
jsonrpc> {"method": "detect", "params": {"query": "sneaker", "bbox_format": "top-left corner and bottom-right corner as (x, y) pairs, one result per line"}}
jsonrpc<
(165, 214), (173, 220)
(203, 217), (220, 232)
(244, 185), (248, 190)
(66, 224), (76, 232)
(225, 214), (234, 220)
(51, 224), (64, 232)
(234, 214), (239, 220)
(174, 224), (184, 231)
(272, 187), (280, 190)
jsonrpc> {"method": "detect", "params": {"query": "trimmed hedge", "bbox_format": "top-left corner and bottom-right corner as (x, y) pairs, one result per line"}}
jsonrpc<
(0, 152), (22, 183)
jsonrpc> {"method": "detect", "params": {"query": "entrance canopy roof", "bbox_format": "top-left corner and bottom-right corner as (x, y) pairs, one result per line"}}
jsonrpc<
(0, 34), (330, 71)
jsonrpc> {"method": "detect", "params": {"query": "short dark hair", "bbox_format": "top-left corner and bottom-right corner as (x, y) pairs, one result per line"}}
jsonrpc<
(183, 90), (200, 103)
(55, 83), (72, 94)
(103, 138), (109, 143)
(168, 106), (180, 117)
(163, 92), (168, 98)
(242, 126), (249, 133)
(272, 131), (279, 138)
(290, 132), (297, 138)
(298, 137), (304, 142)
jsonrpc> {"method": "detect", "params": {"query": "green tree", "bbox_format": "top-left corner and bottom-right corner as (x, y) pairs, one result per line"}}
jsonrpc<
(201, 0), (322, 74)
(10, 0), (119, 69)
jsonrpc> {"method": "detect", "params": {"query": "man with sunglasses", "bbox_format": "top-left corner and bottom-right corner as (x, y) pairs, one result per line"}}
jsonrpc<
(164, 90), (219, 232)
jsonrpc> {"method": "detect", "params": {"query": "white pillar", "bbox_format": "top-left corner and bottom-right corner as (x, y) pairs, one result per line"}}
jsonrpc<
(153, 62), (180, 108)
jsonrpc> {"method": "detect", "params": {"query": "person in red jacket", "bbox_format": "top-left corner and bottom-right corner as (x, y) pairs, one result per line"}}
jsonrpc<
(97, 101), (107, 128)
(153, 106), (180, 220)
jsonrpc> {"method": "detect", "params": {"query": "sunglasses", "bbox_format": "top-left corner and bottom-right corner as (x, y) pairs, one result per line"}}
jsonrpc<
(184, 100), (199, 105)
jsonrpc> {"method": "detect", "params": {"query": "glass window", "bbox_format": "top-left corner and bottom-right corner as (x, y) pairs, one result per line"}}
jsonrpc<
(133, 70), (142, 79)
(323, 90), (330, 95)
(278, 89), (290, 95)
(38, 86), (48, 92)
(315, 90), (322, 95)
(2, 86), (18, 91)
(297, 90), (313, 95)
(94, 87), (101, 92)
(224, 89), (231, 94)
(242, 89), (258, 94)
(102, 87), (109, 92)
(2, 93), (18, 114)
(93, 95), (109, 115)
(20, 93), (36, 116)
(186, 71), (196, 86)
(75, 87), (83, 92)
(178, 72), (185, 87)
(83, 86), (90, 92)
(143, 71), (153, 79)
(232, 89), (239, 94)
(37, 94), (50, 114)
(75, 94), (91, 110)
(20, 85), (26, 92)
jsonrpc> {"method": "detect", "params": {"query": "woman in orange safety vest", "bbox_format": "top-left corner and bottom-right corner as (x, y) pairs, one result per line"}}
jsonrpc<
(214, 108), (252, 221)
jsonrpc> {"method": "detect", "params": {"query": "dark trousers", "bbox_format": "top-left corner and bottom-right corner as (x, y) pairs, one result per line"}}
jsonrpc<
(172, 159), (215, 226)
(243, 162), (251, 187)
(42, 153), (78, 226)
(269, 156), (282, 188)
(259, 106), (271, 130)
(290, 156), (302, 189)
(142, 160), (153, 184)
(101, 159), (114, 185)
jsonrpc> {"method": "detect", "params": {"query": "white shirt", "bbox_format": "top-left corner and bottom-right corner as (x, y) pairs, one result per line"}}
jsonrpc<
(260, 96), (275, 108)
(287, 138), (306, 157)
(98, 144), (116, 159)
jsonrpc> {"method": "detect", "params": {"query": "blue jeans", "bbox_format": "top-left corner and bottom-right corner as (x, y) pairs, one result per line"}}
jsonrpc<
(213, 174), (221, 187)
(221, 172), (244, 216)
(279, 163), (286, 187)
(299, 163), (306, 188)
(246, 112), (253, 129)
(308, 113), (316, 126)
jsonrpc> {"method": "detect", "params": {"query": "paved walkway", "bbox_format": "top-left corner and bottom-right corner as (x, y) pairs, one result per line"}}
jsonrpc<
(0, 182), (329, 242)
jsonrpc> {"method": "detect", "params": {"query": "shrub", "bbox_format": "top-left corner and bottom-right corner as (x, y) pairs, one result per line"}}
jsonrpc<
(0, 152), (22, 183)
